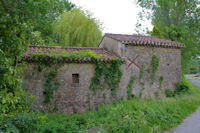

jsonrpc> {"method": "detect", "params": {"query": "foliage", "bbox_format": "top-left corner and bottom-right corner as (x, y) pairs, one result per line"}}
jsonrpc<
(0, 90), (33, 123)
(30, 0), (75, 44)
(136, 0), (200, 72)
(30, 50), (119, 101)
(151, 55), (160, 84)
(31, 49), (106, 61)
(0, 112), (43, 133)
(127, 77), (135, 100)
(159, 76), (164, 90)
(90, 58), (123, 96)
(139, 63), (145, 81)
(151, 25), (164, 39)
(175, 81), (189, 95)
(54, 8), (103, 47)
(30, 31), (45, 45)
(43, 68), (61, 103)
(165, 88), (174, 97)
(0, 0), (35, 120)
(36, 79), (200, 133)
(0, 0), (74, 121)
(186, 57), (200, 74)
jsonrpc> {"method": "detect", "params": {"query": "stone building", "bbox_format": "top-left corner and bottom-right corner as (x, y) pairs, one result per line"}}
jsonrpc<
(22, 33), (185, 113)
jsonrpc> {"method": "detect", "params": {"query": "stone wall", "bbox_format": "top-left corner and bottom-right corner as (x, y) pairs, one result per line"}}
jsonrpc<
(123, 45), (182, 98)
(23, 41), (182, 113)
(22, 63), (127, 113)
(99, 36), (125, 57)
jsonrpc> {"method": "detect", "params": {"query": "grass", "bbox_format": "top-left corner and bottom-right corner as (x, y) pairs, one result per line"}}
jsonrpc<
(1, 79), (200, 133)
(39, 79), (200, 133)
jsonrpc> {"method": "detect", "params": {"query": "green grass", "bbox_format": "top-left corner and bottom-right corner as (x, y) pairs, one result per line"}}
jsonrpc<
(39, 79), (200, 133)
(2, 79), (200, 133)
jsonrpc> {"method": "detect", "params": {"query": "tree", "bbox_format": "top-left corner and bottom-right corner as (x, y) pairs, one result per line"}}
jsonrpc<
(151, 25), (164, 39)
(0, 0), (74, 120)
(29, 0), (75, 45)
(136, 0), (200, 72)
(54, 8), (103, 47)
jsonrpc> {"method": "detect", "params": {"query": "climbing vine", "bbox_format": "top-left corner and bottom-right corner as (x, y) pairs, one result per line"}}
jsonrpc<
(139, 63), (145, 81)
(35, 61), (63, 103)
(159, 76), (164, 90)
(90, 58), (123, 96)
(29, 49), (122, 102)
(43, 66), (62, 103)
(127, 77), (135, 100)
(151, 54), (160, 84)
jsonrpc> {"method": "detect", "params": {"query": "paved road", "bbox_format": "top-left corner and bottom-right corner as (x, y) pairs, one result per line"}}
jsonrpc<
(186, 77), (200, 87)
(171, 77), (200, 133)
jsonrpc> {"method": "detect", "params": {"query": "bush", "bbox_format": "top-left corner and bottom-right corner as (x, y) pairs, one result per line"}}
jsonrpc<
(0, 89), (33, 122)
(165, 88), (174, 97)
(0, 113), (43, 133)
(175, 81), (189, 95)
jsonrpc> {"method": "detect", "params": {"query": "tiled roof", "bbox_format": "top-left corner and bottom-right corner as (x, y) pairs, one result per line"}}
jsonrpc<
(105, 33), (185, 48)
(23, 45), (120, 63)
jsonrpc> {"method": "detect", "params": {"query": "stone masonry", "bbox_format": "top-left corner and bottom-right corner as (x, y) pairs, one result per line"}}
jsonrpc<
(22, 33), (184, 113)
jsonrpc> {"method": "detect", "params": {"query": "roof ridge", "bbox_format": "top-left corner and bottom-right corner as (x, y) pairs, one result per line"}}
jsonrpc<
(105, 33), (158, 38)
(104, 33), (185, 48)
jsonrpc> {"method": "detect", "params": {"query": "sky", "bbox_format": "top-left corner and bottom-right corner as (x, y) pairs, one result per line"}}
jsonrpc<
(70, 0), (152, 34)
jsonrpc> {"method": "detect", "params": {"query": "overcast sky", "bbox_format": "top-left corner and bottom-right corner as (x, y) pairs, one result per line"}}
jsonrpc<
(70, 0), (152, 34)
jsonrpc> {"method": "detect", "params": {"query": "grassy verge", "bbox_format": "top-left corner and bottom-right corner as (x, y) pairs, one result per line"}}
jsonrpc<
(40, 79), (200, 133)
(1, 79), (200, 133)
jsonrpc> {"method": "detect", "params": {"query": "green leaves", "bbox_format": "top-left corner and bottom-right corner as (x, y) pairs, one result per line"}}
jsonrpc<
(127, 77), (135, 100)
(90, 59), (123, 96)
(54, 8), (103, 47)
(151, 54), (160, 84)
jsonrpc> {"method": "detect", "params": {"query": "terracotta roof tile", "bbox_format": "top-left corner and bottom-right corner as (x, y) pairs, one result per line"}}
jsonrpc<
(105, 33), (185, 48)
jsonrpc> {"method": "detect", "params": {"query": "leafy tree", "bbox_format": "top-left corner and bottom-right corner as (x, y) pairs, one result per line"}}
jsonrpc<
(151, 25), (164, 39)
(29, 0), (75, 45)
(0, 0), (74, 120)
(54, 8), (103, 47)
(136, 0), (200, 72)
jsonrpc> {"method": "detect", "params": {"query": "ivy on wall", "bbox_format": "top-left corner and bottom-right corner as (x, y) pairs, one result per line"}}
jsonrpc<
(139, 63), (145, 81)
(151, 54), (160, 84)
(30, 50), (122, 103)
(90, 58), (123, 96)
(127, 77), (135, 100)
(43, 66), (61, 103)
(159, 76), (164, 90)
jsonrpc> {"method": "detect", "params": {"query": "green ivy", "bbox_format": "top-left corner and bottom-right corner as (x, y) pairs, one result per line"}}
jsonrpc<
(159, 76), (164, 90)
(151, 55), (160, 84)
(43, 67), (61, 103)
(139, 63), (145, 81)
(90, 58), (123, 96)
(127, 77), (135, 100)
(30, 50), (122, 102)
(30, 49), (107, 60)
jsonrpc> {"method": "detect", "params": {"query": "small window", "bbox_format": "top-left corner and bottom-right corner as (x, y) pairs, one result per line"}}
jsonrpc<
(72, 73), (79, 84)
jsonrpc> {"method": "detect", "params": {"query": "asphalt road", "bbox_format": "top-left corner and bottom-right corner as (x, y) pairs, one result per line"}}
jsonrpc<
(171, 77), (200, 133)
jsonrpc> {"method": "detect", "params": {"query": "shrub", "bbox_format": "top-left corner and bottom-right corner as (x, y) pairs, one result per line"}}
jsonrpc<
(0, 89), (33, 122)
(0, 113), (43, 133)
(175, 81), (189, 95)
(165, 88), (174, 97)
